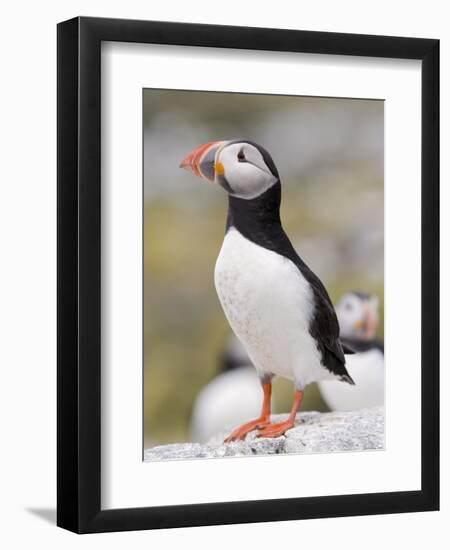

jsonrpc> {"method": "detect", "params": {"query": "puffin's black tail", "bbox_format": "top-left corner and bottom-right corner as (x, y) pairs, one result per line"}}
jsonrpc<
(340, 341), (355, 385)
(340, 373), (356, 385)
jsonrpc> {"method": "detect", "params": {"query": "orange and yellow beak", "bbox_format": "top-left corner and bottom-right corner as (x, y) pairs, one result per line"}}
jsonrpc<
(353, 304), (376, 340)
(179, 141), (226, 182)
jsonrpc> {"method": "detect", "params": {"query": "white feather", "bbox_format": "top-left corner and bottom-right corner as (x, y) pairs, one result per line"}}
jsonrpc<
(219, 143), (278, 199)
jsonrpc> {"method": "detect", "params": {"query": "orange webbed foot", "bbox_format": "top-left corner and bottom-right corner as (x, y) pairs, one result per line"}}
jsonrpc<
(224, 417), (270, 443)
(256, 417), (296, 438)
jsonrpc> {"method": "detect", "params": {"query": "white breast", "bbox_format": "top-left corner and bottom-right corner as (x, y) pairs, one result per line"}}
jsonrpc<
(214, 228), (336, 388)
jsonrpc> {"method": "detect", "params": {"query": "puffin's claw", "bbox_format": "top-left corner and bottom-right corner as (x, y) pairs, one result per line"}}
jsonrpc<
(256, 418), (295, 438)
(224, 417), (270, 442)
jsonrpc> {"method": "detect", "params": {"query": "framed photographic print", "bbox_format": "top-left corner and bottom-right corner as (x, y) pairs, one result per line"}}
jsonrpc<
(57, 16), (439, 533)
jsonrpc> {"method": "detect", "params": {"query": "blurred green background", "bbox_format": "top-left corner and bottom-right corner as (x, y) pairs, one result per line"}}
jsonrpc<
(143, 89), (384, 446)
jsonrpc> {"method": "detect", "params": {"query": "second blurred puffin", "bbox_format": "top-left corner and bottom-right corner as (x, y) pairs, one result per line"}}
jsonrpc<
(190, 336), (278, 442)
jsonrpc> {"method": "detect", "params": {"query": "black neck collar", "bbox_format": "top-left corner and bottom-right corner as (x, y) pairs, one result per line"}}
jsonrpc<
(224, 180), (314, 283)
(226, 181), (284, 244)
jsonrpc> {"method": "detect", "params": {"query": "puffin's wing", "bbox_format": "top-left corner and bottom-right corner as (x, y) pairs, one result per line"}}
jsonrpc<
(300, 266), (355, 384)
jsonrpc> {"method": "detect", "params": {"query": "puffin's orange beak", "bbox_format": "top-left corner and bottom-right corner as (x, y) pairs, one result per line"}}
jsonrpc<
(179, 141), (225, 181)
(354, 304), (376, 340)
(363, 304), (376, 339)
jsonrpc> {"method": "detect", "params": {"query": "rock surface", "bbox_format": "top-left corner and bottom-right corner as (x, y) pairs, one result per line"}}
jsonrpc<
(144, 406), (384, 461)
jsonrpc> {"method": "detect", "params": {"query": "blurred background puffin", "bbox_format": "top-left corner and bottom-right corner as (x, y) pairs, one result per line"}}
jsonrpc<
(318, 291), (384, 411)
(190, 335), (278, 443)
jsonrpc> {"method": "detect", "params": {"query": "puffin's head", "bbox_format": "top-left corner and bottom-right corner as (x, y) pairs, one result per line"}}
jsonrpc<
(336, 291), (379, 341)
(180, 140), (279, 199)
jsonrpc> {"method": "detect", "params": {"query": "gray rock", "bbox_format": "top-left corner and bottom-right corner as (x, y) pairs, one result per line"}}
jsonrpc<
(144, 406), (384, 462)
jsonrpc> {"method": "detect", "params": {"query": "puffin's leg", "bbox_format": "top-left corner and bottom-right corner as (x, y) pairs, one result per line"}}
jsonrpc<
(257, 389), (303, 438)
(224, 382), (272, 443)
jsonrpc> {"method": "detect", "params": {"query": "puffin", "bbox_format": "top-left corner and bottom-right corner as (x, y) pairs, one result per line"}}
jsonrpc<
(190, 335), (278, 443)
(318, 291), (384, 411)
(180, 139), (354, 441)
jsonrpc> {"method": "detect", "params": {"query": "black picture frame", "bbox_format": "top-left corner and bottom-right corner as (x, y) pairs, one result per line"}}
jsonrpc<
(57, 16), (439, 533)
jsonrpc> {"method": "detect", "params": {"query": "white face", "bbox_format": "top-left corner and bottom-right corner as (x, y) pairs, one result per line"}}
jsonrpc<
(216, 142), (279, 199)
(336, 292), (379, 340)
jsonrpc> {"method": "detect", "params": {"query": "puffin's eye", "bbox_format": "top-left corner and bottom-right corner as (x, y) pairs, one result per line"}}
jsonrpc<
(237, 149), (246, 162)
(345, 302), (353, 311)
